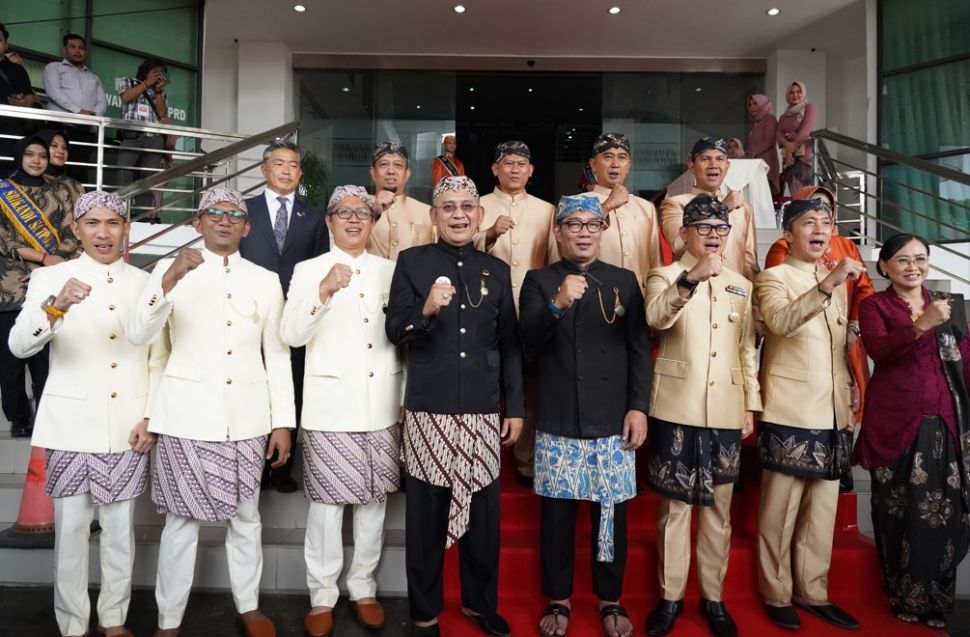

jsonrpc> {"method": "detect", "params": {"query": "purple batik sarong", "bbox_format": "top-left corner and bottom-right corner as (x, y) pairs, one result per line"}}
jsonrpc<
(45, 449), (149, 505)
(151, 434), (267, 522)
(302, 425), (401, 506)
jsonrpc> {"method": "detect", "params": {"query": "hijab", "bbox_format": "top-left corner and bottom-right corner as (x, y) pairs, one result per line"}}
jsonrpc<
(783, 81), (809, 119)
(34, 128), (70, 177)
(8, 135), (49, 187)
(748, 94), (773, 122)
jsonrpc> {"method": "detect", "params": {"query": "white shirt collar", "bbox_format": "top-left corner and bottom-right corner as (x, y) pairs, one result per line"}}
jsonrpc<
(264, 187), (295, 208)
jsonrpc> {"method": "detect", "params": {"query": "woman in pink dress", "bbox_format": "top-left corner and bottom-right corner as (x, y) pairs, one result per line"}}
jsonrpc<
(776, 81), (817, 195)
(745, 94), (780, 196)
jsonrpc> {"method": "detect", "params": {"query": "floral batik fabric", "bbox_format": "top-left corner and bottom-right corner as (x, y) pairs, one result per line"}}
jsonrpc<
(533, 431), (636, 562)
(646, 419), (741, 506)
(757, 421), (852, 480)
(870, 416), (970, 615)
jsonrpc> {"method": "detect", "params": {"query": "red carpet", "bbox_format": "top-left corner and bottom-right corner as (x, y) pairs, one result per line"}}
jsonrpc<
(432, 450), (945, 636)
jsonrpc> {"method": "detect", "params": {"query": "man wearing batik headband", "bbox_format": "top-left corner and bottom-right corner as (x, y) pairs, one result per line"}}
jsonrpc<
(660, 137), (760, 282)
(9, 191), (168, 637)
(644, 195), (761, 637)
(520, 194), (650, 637)
(476, 140), (557, 482)
(754, 199), (864, 632)
(578, 132), (662, 296)
(281, 185), (402, 637)
(127, 187), (295, 637)
(368, 141), (434, 261)
(386, 175), (524, 637)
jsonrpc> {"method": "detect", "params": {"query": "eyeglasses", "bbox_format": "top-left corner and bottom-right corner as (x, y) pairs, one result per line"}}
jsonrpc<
(436, 202), (478, 214)
(559, 219), (605, 234)
(329, 207), (374, 221)
(201, 208), (248, 224)
(890, 255), (928, 268)
(688, 222), (732, 237)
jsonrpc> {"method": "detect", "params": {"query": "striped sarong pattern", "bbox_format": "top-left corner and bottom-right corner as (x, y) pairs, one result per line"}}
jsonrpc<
(402, 411), (500, 547)
(45, 449), (148, 505)
(302, 426), (402, 506)
(151, 434), (267, 522)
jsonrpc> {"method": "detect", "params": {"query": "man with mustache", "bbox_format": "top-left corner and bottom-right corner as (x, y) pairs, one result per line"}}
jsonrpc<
(368, 142), (433, 261)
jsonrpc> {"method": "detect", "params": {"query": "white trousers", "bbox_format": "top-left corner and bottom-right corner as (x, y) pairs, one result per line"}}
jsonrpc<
(53, 494), (136, 637)
(305, 499), (387, 608)
(155, 494), (263, 629)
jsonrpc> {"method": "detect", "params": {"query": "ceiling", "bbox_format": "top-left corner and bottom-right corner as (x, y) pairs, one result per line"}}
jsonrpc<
(204, 0), (864, 60)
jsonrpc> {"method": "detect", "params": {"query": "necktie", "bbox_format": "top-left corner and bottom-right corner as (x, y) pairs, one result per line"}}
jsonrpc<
(274, 196), (288, 251)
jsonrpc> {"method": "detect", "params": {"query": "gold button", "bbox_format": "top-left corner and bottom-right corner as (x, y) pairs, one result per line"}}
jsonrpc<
(709, 380), (715, 387)
(618, 213), (625, 219)
(227, 349), (233, 355)
(110, 362), (117, 368)
(512, 282), (518, 287)
(621, 232), (628, 237)
(460, 352), (466, 358)
(711, 352), (717, 358)
(109, 333), (117, 340)
(225, 267), (231, 273)
(712, 296), (718, 302)
(108, 304), (115, 311)
(367, 343), (373, 349)
(512, 261), (519, 267)
(226, 320), (232, 326)
(712, 323), (718, 329)
(623, 251), (630, 257)
(355, 269), (360, 274)
(391, 240), (399, 246)
(363, 317), (369, 323)
(359, 293), (364, 299)
(110, 391), (117, 398)
(368, 372), (374, 377)
(392, 222), (398, 228)
(107, 277), (114, 283)
(227, 293), (232, 299)
(226, 378), (232, 384)
(512, 240), (519, 245)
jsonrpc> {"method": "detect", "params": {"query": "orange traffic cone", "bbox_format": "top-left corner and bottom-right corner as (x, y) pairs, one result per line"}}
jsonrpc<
(0, 446), (55, 548)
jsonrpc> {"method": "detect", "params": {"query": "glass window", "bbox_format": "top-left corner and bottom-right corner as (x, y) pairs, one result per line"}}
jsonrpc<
(91, 46), (197, 127)
(92, 0), (199, 66)
(882, 0), (970, 72)
(881, 154), (970, 243)
(1, 3), (86, 59)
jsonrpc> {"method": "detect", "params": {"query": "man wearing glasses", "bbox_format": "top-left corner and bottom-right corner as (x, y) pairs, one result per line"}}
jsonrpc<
(644, 195), (761, 637)
(128, 188), (295, 637)
(281, 185), (403, 637)
(519, 194), (650, 637)
(386, 176), (524, 637)
(660, 137), (760, 282)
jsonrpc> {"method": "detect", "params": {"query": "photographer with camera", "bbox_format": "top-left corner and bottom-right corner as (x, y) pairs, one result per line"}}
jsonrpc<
(117, 57), (171, 221)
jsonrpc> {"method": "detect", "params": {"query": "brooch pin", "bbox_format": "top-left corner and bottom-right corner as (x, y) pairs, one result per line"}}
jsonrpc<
(725, 285), (747, 298)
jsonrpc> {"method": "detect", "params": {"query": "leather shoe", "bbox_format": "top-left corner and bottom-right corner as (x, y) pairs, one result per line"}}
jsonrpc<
(355, 600), (385, 629)
(411, 623), (441, 637)
(304, 610), (333, 637)
(240, 611), (276, 637)
(795, 602), (859, 630)
(763, 603), (800, 630)
(464, 611), (511, 637)
(699, 599), (738, 637)
(646, 599), (683, 636)
(10, 420), (32, 438)
(97, 629), (134, 637)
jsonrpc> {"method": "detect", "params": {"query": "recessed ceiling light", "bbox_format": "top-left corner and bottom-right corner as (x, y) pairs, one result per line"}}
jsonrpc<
(578, 107), (584, 112)
(341, 87), (350, 93)
(293, 4), (306, 12)
(470, 105), (476, 110)
(416, 105), (422, 110)
(766, 8), (780, 16)
(454, 4), (466, 13)
(608, 6), (621, 15)
(469, 87), (475, 92)
(528, 88), (533, 93)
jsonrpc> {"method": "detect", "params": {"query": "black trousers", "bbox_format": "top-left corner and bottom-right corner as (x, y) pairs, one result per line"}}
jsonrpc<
(0, 310), (49, 425)
(264, 345), (304, 481)
(405, 474), (500, 621)
(540, 497), (628, 601)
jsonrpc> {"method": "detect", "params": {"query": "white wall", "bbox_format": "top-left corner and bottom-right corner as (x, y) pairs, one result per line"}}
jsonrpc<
(766, 49), (827, 132)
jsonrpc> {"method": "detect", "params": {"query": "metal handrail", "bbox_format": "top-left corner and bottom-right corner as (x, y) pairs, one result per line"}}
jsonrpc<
(812, 129), (970, 187)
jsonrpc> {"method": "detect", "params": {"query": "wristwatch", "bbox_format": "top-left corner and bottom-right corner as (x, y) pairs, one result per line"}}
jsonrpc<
(41, 295), (65, 318)
(676, 270), (698, 293)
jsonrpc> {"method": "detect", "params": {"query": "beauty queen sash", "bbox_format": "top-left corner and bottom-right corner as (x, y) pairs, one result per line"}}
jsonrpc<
(0, 179), (60, 253)
(436, 154), (460, 177)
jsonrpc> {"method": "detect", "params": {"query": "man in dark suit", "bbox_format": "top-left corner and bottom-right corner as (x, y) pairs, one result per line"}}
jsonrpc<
(241, 139), (329, 492)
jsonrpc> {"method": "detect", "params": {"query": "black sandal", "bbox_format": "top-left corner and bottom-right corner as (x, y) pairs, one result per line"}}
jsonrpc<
(540, 603), (571, 637)
(599, 604), (631, 637)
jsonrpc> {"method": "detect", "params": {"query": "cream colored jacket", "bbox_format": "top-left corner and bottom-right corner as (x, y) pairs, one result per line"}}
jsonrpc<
(367, 194), (433, 260)
(646, 254), (761, 429)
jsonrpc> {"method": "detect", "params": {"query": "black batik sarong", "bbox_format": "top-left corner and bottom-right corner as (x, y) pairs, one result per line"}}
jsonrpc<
(757, 421), (852, 480)
(870, 416), (970, 616)
(646, 419), (741, 506)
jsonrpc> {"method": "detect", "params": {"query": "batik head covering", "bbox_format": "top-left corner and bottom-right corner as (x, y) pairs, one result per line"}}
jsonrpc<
(372, 141), (409, 166)
(683, 195), (729, 226)
(432, 175), (479, 204)
(74, 190), (128, 220)
(327, 184), (374, 212)
(747, 94), (773, 122)
(198, 187), (248, 214)
(784, 81), (809, 118)
(592, 132), (630, 155)
(556, 194), (604, 224)
(494, 140), (531, 162)
(689, 136), (728, 160)
(781, 198), (826, 230)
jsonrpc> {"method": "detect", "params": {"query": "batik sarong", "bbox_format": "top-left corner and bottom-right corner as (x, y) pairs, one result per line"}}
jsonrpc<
(647, 419), (741, 506)
(45, 448), (148, 505)
(302, 425), (401, 506)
